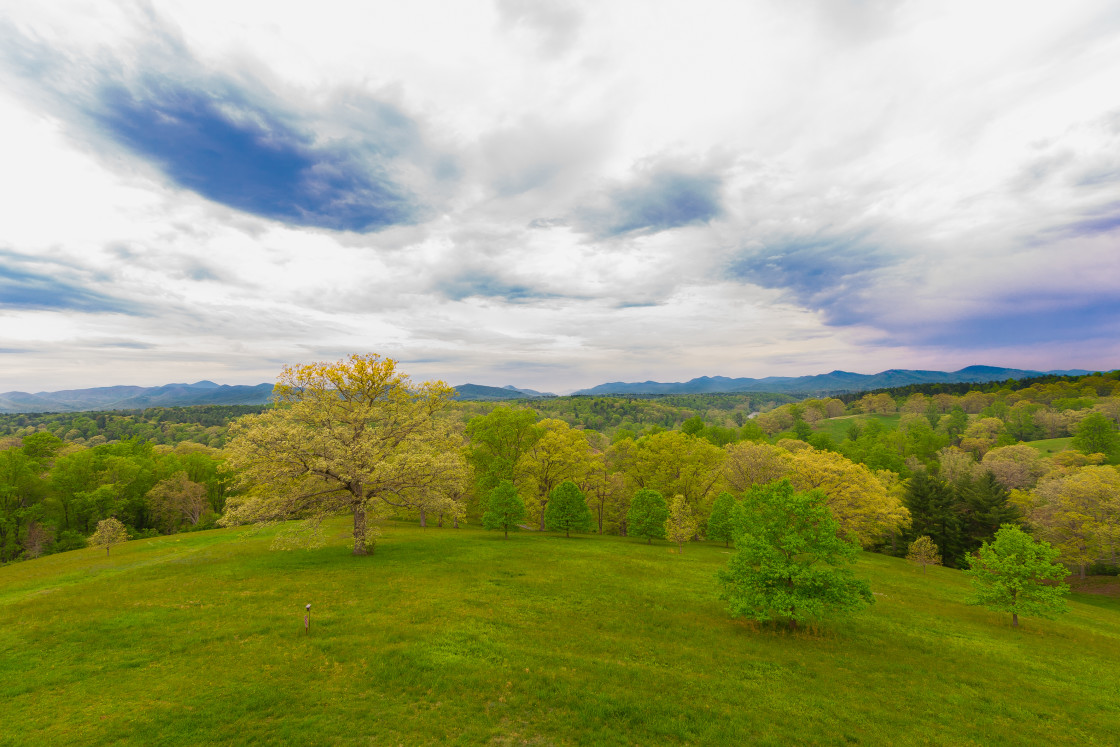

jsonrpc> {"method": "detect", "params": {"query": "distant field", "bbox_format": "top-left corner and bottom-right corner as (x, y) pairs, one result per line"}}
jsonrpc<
(2, 520), (1118, 745)
(813, 413), (901, 442)
(1026, 437), (1073, 455)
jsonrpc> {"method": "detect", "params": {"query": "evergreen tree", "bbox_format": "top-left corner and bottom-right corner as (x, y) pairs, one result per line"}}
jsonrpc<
(955, 471), (1020, 554)
(903, 470), (964, 567)
(707, 492), (736, 547)
(481, 480), (526, 539)
(544, 480), (592, 537)
(627, 488), (668, 544)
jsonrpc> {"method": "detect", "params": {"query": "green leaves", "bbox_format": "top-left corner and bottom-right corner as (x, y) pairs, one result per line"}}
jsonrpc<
(482, 480), (526, 538)
(717, 480), (873, 629)
(544, 480), (593, 537)
(626, 488), (668, 543)
(964, 524), (1069, 627)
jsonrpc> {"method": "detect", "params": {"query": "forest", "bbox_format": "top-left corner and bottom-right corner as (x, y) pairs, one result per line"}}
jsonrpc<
(2, 368), (1118, 580)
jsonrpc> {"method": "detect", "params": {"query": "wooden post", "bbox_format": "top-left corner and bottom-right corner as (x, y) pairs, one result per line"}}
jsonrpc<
(305, 603), (311, 634)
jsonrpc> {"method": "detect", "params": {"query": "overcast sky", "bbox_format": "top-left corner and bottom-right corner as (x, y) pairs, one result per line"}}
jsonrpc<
(1, 1), (1118, 393)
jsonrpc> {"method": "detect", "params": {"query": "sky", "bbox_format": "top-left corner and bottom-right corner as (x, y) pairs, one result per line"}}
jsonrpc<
(1, 0), (1119, 394)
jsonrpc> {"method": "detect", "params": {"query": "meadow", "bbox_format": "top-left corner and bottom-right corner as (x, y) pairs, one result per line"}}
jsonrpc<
(1, 519), (1118, 745)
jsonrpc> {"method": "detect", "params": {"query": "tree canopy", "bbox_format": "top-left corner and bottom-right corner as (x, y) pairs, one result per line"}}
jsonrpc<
(221, 354), (461, 555)
(717, 480), (873, 630)
(965, 524), (1069, 627)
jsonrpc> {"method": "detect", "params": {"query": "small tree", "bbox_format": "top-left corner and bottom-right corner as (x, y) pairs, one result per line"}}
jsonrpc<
(707, 491), (736, 547)
(717, 480), (873, 631)
(965, 524), (1070, 628)
(906, 535), (942, 573)
(666, 494), (696, 554)
(482, 480), (526, 539)
(89, 517), (129, 557)
(544, 480), (593, 537)
(627, 488), (668, 544)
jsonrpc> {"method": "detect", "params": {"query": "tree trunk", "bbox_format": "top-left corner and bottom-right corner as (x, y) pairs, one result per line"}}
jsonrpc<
(1012, 612), (1018, 627)
(352, 501), (368, 556)
(539, 502), (547, 531)
(419, 508), (427, 528)
(1080, 562), (1086, 580)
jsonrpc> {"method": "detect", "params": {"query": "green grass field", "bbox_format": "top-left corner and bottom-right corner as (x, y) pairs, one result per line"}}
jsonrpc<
(813, 413), (901, 442)
(1025, 437), (1073, 455)
(2, 520), (1118, 745)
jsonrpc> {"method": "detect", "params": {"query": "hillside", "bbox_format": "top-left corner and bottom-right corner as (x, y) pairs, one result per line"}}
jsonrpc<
(2, 519), (1117, 744)
(575, 366), (1092, 396)
(0, 381), (274, 413)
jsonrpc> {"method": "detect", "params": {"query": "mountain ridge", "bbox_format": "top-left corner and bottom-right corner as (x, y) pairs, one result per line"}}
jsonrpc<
(571, 366), (1092, 396)
(0, 366), (1095, 412)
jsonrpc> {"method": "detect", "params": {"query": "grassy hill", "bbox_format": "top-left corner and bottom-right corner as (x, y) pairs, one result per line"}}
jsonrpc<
(2, 520), (1118, 745)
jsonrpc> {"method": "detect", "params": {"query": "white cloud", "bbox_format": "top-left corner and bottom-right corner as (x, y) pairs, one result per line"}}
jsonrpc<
(1, 0), (1118, 393)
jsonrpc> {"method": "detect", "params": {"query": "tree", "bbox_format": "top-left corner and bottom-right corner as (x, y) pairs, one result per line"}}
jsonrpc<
(481, 480), (525, 539)
(955, 471), (1020, 553)
(465, 407), (542, 493)
(903, 470), (963, 566)
(627, 488), (668, 544)
(717, 480), (873, 630)
(145, 471), (209, 533)
(1072, 412), (1120, 463)
(707, 491), (736, 547)
(515, 419), (591, 530)
(666, 494), (696, 554)
(906, 536), (941, 572)
(784, 446), (910, 547)
(722, 441), (786, 493)
(544, 480), (593, 537)
(981, 444), (1049, 491)
(1028, 466), (1120, 578)
(622, 431), (724, 512)
(965, 524), (1069, 627)
(221, 354), (459, 556)
(89, 517), (129, 556)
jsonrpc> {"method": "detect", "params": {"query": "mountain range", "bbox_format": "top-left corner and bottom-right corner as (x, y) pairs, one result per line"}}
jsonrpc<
(571, 366), (1091, 396)
(0, 381), (274, 414)
(0, 366), (1094, 413)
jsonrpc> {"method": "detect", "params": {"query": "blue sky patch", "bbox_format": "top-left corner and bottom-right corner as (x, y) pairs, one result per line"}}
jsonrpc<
(93, 80), (419, 232)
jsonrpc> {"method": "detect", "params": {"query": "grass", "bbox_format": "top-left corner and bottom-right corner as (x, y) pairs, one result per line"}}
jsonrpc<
(1025, 437), (1073, 455)
(813, 413), (901, 442)
(2, 520), (1119, 745)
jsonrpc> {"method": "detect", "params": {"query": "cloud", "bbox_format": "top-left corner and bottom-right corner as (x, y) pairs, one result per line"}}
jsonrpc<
(91, 79), (421, 232)
(432, 272), (566, 303)
(0, 253), (143, 315)
(496, 0), (584, 57)
(728, 234), (896, 326)
(575, 165), (724, 237)
(1, 16), (439, 234)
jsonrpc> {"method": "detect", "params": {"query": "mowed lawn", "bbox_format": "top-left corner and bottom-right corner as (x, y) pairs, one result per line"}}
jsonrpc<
(1, 519), (1118, 746)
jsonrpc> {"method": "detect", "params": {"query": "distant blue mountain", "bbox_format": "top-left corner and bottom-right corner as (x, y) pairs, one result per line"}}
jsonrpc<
(0, 381), (275, 413)
(452, 384), (556, 401)
(572, 366), (1092, 396)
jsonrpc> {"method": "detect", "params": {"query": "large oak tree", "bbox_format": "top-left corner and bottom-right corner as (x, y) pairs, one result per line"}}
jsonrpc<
(221, 354), (461, 555)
